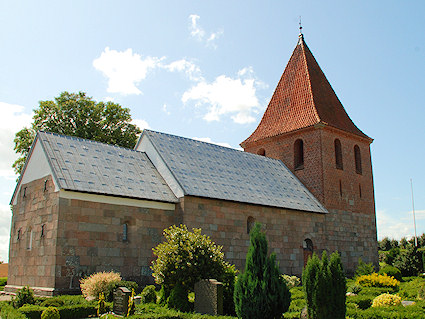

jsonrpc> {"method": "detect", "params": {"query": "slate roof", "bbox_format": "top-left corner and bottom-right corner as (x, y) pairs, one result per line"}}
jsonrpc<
(35, 131), (178, 203)
(143, 130), (327, 213)
(241, 34), (370, 147)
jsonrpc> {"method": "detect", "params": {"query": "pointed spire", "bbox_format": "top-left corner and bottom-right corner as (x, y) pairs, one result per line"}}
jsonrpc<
(241, 33), (370, 147)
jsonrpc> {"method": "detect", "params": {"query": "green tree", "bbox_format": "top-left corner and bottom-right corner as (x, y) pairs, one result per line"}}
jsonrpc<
(13, 91), (141, 175)
(151, 224), (236, 314)
(234, 223), (290, 319)
(378, 237), (391, 251)
(394, 244), (423, 276)
(303, 251), (346, 319)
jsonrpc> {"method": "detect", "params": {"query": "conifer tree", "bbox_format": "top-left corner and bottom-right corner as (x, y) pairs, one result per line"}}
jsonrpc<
(234, 223), (290, 319)
(302, 251), (346, 319)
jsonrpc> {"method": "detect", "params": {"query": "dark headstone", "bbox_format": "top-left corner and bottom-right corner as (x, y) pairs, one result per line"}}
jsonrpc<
(194, 279), (223, 315)
(113, 287), (131, 315)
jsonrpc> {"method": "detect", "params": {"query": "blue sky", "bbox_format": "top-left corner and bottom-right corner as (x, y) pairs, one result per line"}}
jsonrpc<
(0, 1), (424, 262)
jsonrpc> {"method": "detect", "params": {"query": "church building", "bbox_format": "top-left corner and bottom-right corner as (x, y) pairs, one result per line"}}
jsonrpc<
(6, 33), (378, 296)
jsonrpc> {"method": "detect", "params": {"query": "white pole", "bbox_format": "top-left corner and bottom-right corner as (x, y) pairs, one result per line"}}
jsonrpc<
(411, 178), (418, 247)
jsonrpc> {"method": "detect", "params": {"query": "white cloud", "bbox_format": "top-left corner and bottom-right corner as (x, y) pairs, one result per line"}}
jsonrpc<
(188, 14), (223, 48)
(132, 119), (151, 131)
(0, 103), (33, 179)
(376, 209), (425, 240)
(0, 204), (11, 262)
(163, 59), (203, 82)
(193, 137), (232, 149)
(162, 104), (171, 115)
(93, 47), (162, 95)
(182, 68), (263, 124)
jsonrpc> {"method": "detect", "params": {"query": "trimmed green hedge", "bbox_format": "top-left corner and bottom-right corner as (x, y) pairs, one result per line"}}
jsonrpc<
(17, 303), (98, 319)
(0, 301), (26, 319)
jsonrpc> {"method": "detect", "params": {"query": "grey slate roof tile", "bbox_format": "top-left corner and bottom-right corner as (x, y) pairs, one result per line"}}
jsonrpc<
(144, 130), (327, 213)
(38, 131), (177, 203)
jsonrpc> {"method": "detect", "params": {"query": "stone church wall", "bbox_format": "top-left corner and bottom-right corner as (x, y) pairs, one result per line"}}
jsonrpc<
(6, 175), (59, 295)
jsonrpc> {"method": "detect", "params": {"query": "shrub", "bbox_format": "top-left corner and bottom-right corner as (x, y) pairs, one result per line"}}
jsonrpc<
(349, 284), (362, 294)
(355, 258), (375, 277)
(372, 293), (402, 307)
(281, 275), (301, 289)
(80, 271), (121, 300)
(0, 301), (26, 319)
(346, 294), (373, 309)
(12, 286), (35, 308)
(41, 307), (60, 319)
(58, 305), (98, 319)
(141, 285), (157, 304)
(234, 223), (291, 319)
(303, 251), (346, 319)
(418, 284), (425, 300)
(18, 305), (45, 319)
(378, 265), (402, 281)
(394, 245), (423, 276)
(384, 247), (400, 265)
(356, 273), (400, 289)
(97, 292), (106, 316)
(151, 224), (236, 314)
(40, 299), (64, 308)
(167, 283), (191, 312)
(0, 277), (7, 287)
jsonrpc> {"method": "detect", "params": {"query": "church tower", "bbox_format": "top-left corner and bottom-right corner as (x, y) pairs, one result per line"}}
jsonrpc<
(241, 32), (378, 269)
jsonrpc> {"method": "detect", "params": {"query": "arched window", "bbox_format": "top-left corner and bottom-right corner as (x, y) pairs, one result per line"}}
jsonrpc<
(303, 238), (313, 252)
(247, 216), (255, 234)
(294, 139), (304, 170)
(123, 223), (128, 241)
(354, 145), (362, 175)
(334, 139), (343, 170)
(257, 148), (265, 156)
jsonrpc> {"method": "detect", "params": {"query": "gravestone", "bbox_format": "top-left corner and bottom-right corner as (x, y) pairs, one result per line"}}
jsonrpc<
(194, 279), (223, 315)
(113, 287), (131, 315)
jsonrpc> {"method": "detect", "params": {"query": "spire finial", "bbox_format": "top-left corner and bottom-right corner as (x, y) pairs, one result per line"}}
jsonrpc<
(299, 16), (303, 35)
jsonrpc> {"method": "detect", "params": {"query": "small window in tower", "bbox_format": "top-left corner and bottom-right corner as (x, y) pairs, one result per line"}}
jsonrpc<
(23, 187), (27, 198)
(354, 145), (362, 175)
(294, 139), (304, 170)
(41, 224), (45, 238)
(123, 223), (128, 241)
(27, 228), (33, 250)
(247, 216), (255, 234)
(44, 180), (48, 192)
(334, 139), (343, 170)
(17, 228), (21, 241)
(359, 184), (362, 198)
(257, 148), (266, 156)
(339, 180), (343, 197)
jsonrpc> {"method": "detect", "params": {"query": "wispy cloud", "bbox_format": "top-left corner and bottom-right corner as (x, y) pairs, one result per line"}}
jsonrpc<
(376, 209), (425, 240)
(163, 59), (203, 82)
(93, 47), (163, 95)
(132, 119), (151, 131)
(182, 67), (265, 124)
(189, 14), (223, 49)
(192, 137), (232, 148)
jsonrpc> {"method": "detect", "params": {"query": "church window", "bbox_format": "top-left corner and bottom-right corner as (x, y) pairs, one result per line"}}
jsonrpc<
(41, 224), (45, 238)
(257, 148), (266, 156)
(23, 187), (27, 198)
(27, 228), (33, 250)
(303, 238), (313, 252)
(247, 216), (255, 234)
(17, 228), (21, 240)
(294, 139), (304, 170)
(334, 139), (343, 170)
(359, 184), (362, 198)
(354, 145), (362, 175)
(44, 180), (48, 192)
(123, 223), (128, 241)
(339, 180), (343, 197)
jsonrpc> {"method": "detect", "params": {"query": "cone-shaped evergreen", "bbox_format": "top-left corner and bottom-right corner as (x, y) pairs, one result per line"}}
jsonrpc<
(302, 251), (346, 319)
(234, 223), (290, 319)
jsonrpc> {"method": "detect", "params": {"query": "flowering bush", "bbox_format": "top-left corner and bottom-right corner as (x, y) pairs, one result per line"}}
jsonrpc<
(371, 293), (402, 307)
(80, 271), (122, 300)
(281, 275), (301, 289)
(356, 273), (400, 289)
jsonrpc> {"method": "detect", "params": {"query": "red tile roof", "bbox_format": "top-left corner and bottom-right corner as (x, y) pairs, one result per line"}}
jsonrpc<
(241, 34), (370, 146)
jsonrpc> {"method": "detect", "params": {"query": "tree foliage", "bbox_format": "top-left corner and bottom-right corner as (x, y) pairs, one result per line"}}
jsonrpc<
(234, 223), (290, 319)
(151, 224), (236, 314)
(303, 251), (346, 319)
(13, 91), (141, 175)
(393, 244), (423, 276)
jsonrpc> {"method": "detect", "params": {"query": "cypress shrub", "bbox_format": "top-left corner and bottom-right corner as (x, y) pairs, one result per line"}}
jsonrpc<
(302, 251), (346, 319)
(167, 283), (191, 312)
(234, 223), (290, 319)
